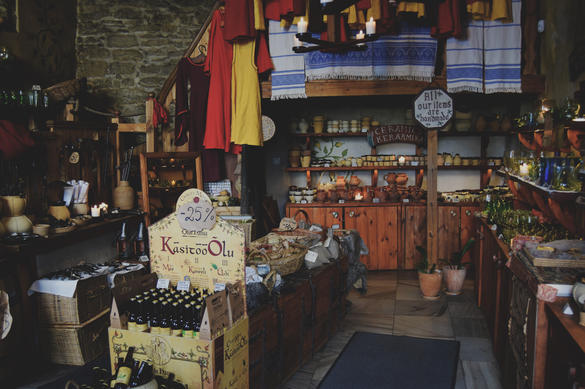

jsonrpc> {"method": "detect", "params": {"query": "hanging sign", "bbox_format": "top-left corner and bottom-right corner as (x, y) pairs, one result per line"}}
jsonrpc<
(367, 125), (425, 147)
(414, 88), (453, 129)
(177, 195), (216, 232)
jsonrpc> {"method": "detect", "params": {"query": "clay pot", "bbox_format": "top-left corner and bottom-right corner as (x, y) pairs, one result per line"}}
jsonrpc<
(288, 156), (300, 168)
(349, 175), (361, 187)
(48, 204), (71, 221)
(387, 190), (400, 202)
(443, 267), (467, 295)
(2, 215), (33, 234)
(395, 174), (408, 186)
(1, 195), (26, 216)
(374, 189), (388, 202)
(384, 173), (396, 185)
(113, 181), (135, 210)
(300, 155), (311, 168)
(315, 190), (328, 202)
(328, 190), (339, 203)
(500, 115), (513, 132)
(418, 270), (443, 300)
(33, 223), (50, 237)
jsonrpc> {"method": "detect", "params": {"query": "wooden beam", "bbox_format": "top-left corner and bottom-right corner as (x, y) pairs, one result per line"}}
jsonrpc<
(427, 129), (438, 264)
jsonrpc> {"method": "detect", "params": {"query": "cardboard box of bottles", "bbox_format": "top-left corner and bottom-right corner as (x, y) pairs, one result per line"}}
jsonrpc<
(108, 273), (248, 389)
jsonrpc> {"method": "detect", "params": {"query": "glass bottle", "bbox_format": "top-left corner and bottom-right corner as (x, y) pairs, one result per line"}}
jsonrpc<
(150, 300), (161, 334)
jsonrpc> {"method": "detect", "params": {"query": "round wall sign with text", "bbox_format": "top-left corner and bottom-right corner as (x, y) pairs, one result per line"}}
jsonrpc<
(177, 195), (216, 232)
(414, 88), (453, 130)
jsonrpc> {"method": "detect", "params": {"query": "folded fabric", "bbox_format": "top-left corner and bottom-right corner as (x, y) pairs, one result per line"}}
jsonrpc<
(305, 23), (437, 82)
(446, 18), (484, 93)
(484, 0), (521, 93)
(268, 20), (307, 100)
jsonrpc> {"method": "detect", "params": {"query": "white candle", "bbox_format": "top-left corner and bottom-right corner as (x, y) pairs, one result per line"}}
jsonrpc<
(366, 17), (376, 35)
(91, 205), (100, 218)
(356, 30), (365, 46)
(99, 202), (108, 214)
(298, 17), (308, 34)
(398, 156), (406, 165)
(519, 163), (529, 176)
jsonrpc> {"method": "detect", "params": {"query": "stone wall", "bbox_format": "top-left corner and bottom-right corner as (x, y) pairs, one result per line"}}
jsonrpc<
(76, 0), (215, 119)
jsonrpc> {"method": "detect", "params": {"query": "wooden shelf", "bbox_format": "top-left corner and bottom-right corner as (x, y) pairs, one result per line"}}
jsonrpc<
(286, 165), (488, 172)
(291, 130), (514, 138)
(261, 75), (545, 99)
(497, 170), (584, 202)
(291, 132), (367, 138)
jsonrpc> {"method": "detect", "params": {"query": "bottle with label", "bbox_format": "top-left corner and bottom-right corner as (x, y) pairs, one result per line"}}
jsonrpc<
(171, 302), (182, 336)
(134, 222), (148, 257)
(159, 301), (171, 335)
(135, 300), (148, 332)
(193, 304), (202, 336)
(130, 360), (152, 388)
(118, 222), (129, 260)
(182, 304), (194, 338)
(150, 300), (161, 334)
(113, 347), (135, 389)
(127, 298), (137, 331)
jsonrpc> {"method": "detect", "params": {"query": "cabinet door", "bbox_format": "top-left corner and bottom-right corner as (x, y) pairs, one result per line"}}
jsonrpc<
(324, 207), (343, 229)
(344, 207), (374, 269)
(376, 206), (399, 270)
(287, 206), (326, 227)
(438, 206), (460, 261)
(460, 206), (479, 264)
(403, 205), (427, 270)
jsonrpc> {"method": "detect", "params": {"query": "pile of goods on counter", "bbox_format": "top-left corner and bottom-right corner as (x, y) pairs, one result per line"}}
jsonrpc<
(288, 173), (426, 204)
(290, 115), (377, 135)
(440, 186), (511, 204)
(245, 217), (368, 311)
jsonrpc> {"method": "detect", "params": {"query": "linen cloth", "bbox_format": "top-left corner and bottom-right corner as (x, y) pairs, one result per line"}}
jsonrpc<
(304, 23), (437, 82)
(268, 20), (307, 100)
(484, 0), (521, 93)
(446, 19), (484, 93)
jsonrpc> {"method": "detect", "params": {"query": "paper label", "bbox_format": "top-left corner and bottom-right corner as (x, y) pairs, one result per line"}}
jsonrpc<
(177, 198), (216, 232)
(332, 224), (340, 230)
(305, 250), (318, 263)
(139, 255), (149, 262)
(177, 280), (191, 292)
(214, 283), (226, 292)
(402, 198), (409, 203)
(156, 279), (170, 289)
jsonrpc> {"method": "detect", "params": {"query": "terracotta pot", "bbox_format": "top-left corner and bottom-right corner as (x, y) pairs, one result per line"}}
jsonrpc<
(48, 205), (71, 221)
(418, 270), (442, 300)
(349, 175), (361, 187)
(384, 173), (396, 185)
(315, 190), (328, 202)
(2, 215), (33, 234)
(328, 190), (339, 202)
(443, 267), (467, 295)
(395, 174), (408, 186)
(113, 181), (135, 210)
(474, 115), (487, 132)
(1, 195), (26, 216)
(387, 190), (400, 202)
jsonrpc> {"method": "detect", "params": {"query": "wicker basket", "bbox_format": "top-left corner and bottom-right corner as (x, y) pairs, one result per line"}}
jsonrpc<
(39, 308), (109, 365)
(247, 243), (307, 276)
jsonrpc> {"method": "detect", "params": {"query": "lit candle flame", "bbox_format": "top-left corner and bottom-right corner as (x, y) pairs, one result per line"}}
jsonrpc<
(355, 192), (363, 201)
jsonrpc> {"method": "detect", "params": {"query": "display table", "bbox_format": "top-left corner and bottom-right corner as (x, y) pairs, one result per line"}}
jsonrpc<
(249, 257), (349, 389)
(476, 217), (582, 389)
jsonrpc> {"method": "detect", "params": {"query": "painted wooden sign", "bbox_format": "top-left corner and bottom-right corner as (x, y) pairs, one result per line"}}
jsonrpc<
(414, 88), (453, 129)
(148, 189), (246, 292)
(367, 125), (425, 147)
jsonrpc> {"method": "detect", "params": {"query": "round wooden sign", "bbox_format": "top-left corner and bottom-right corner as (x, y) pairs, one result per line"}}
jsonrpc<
(414, 88), (453, 129)
(177, 196), (216, 232)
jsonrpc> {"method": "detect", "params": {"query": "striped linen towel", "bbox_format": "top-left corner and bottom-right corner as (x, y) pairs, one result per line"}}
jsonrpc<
(484, 0), (522, 93)
(268, 21), (307, 100)
(305, 23), (437, 82)
(446, 19), (484, 93)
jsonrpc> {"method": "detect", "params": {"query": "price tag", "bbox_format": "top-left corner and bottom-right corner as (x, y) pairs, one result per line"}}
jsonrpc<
(156, 278), (170, 289)
(139, 255), (149, 263)
(309, 225), (323, 232)
(214, 283), (226, 292)
(177, 280), (191, 292)
(402, 198), (409, 203)
(332, 224), (340, 230)
(177, 196), (216, 232)
(305, 250), (318, 263)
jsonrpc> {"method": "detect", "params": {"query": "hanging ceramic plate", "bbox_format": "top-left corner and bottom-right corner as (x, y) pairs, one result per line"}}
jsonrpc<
(262, 115), (276, 141)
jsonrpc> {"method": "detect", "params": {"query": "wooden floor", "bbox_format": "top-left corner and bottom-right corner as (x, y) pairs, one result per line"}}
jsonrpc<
(281, 271), (502, 389)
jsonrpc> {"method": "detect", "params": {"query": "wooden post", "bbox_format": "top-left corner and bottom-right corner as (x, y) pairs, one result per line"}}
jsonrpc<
(427, 129), (439, 264)
(145, 93), (155, 152)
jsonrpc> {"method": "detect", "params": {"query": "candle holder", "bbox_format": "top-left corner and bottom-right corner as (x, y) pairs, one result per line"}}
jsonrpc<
(293, 33), (379, 54)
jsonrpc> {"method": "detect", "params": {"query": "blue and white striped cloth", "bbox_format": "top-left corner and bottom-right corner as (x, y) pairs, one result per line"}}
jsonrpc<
(484, 0), (522, 93)
(268, 21), (307, 100)
(446, 0), (522, 94)
(305, 23), (437, 82)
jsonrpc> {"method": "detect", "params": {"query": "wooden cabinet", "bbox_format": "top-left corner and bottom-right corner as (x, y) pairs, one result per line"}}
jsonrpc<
(438, 205), (461, 261)
(343, 206), (399, 270)
(403, 205), (426, 269)
(286, 206), (342, 230)
(460, 206), (478, 263)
